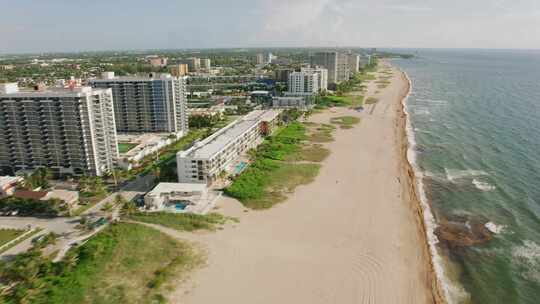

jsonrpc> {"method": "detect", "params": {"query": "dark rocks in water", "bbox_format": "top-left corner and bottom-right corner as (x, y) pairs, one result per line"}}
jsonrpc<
(415, 145), (427, 153)
(435, 217), (494, 249)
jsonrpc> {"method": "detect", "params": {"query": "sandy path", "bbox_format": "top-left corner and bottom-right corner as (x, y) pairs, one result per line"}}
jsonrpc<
(170, 63), (437, 304)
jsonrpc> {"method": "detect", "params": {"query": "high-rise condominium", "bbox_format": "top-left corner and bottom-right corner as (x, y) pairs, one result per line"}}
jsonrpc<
(301, 67), (328, 92)
(0, 84), (119, 176)
(183, 58), (201, 72)
(347, 53), (360, 74)
(200, 58), (211, 70)
(311, 51), (351, 85)
(287, 71), (320, 96)
(170, 64), (189, 76)
(89, 72), (188, 135)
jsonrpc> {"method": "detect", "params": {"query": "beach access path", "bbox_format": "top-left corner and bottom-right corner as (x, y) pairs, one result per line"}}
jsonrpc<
(169, 63), (437, 304)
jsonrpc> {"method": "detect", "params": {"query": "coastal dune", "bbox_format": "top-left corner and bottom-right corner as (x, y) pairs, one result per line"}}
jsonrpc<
(173, 63), (442, 304)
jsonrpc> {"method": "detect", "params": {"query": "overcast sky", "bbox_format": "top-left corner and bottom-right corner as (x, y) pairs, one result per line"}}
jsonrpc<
(1, 0), (540, 53)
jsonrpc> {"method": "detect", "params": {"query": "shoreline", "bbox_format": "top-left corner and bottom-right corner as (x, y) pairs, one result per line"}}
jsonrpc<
(173, 63), (445, 303)
(396, 68), (447, 303)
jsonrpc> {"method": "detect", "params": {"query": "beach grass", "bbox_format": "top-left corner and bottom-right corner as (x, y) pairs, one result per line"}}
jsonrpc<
(128, 212), (236, 231)
(330, 116), (361, 129)
(225, 122), (329, 209)
(306, 124), (335, 143)
(365, 97), (379, 104)
(229, 162), (320, 210)
(9, 223), (202, 303)
(285, 144), (331, 163)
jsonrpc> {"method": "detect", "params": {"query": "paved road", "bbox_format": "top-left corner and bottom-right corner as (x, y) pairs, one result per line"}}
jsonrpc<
(0, 174), (156, 260)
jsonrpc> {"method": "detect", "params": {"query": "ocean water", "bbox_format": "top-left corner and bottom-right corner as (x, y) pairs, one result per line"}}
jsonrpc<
(394, 50), (540, 304)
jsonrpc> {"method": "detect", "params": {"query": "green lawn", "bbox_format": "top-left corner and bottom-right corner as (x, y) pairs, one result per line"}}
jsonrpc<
(133, 129), (206, 177)
(0, 229), (25, 247)
(2, 223), (202, 304)
(225, 122), (331, 209)
(117, 142), (137, 154)
(128, 212), (236, 231)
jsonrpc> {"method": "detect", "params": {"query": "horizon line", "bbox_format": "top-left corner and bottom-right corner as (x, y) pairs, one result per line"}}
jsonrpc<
(2, 46), (540, 57)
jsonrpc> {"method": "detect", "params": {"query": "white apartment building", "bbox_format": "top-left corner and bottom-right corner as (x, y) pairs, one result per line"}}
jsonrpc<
(255, 53), (265, 65)
(177, 110), (281, 185)
(337, 52), (351, 83)
(301, 67), (328, 92)
(287, 71), (320, 96)
(200, 58), (211, 70)
(311, 51), (351, 85)
(0, 84), (119, 176)
(89, 72), (188, 135)
(183, 58), (201, 72)
(347, 53), (360, 74)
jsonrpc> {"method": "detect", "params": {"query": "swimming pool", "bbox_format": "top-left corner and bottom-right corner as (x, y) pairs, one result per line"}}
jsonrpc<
(169, 200), (187, 210)
(234, 161), (247, 174)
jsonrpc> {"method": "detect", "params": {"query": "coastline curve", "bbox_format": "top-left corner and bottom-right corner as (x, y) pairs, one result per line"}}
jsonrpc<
(397, 67), (451, 304)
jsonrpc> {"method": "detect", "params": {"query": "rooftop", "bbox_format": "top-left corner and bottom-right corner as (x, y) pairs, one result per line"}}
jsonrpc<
(182, 110), (280, 160)
(89, 72), (183, 83)
(13, 190), (48, 200)
(0, 86), (109, 98)
(0, 176), (22, 187)
(148, 183), (207, 195)
(45, 189), (79, 203)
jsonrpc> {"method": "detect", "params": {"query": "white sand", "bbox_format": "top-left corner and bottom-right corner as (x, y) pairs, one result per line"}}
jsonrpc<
(169, 63), (441, 304)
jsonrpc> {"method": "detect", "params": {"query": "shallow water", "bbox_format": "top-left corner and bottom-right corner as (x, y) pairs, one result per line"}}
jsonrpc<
(394, 49), (540, 304)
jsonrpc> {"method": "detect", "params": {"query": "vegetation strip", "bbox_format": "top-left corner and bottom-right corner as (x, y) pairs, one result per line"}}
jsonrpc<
(127, 212), (237, 231)
(225, 120), (337, 209)
(0, 228), (42, 255)
(0, 223), (202, 303)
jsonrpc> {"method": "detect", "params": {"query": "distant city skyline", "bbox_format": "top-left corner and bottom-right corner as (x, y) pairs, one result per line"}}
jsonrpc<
(1, 0), (540, 53)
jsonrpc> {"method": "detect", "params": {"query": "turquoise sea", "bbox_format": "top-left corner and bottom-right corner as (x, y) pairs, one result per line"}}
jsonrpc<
(394, 50), (540, 304)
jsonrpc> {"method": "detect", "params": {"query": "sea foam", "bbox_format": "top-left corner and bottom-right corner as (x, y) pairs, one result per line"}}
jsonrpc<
(401, 71), (467, 304)
(444, 168), (488, 182)
(472, 179), (496, 191)
(485, 222), (505, 234)
(512, 240), (540, 282)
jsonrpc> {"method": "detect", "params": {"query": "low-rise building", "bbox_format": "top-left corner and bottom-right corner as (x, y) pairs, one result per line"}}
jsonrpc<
(0, 176), (23, 197)
(189, 107), (225, 117)
(12, 189), (79, 208)
(177, 110), (281, 185)
(116, 133), (182, 170)
(144, 182), (208, 211)
(45, 189), (79, 207)
(149, 57), (168, 67)
(272, 96), (312, 110)
(249, 90), (273, 105)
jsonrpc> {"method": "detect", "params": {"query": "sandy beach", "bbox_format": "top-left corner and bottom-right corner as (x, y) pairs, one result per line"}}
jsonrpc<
(169, 62), (444, 304)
